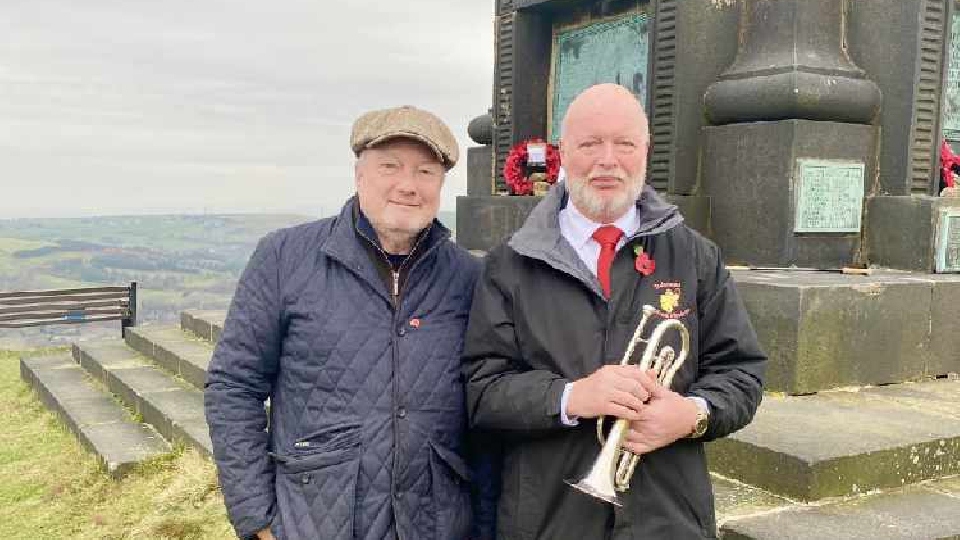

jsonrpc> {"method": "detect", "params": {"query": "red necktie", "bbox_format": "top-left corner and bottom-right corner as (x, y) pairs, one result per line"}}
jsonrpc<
(592, 225), (624, 297)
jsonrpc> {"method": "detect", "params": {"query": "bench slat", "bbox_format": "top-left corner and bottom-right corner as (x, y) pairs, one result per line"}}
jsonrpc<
(0, 292), (130, 307)
(0, 314), (127, 328)
(0, 299), (128, 316)
(0, 307), (128, 323)
(0, 286), (130, 299)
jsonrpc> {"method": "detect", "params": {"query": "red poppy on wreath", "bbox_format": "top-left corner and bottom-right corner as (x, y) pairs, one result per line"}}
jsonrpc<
(503, 138), (561, 195)
(633, 246), (656, 276)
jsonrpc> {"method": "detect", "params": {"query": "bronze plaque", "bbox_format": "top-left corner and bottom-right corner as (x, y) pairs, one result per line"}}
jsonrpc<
(936, 209), (960, 273)
(793, 160), (865, 233)
(549, 13), (650, 142)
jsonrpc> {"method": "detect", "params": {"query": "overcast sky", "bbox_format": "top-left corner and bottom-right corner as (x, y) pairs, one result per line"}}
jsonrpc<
(0, 0), (495, 219)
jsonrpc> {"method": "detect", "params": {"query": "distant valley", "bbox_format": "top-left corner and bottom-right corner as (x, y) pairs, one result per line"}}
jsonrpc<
(0, 211), (458, 348)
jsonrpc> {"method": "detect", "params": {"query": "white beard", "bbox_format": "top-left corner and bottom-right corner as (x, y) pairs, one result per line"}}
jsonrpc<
(566, 175), (644, 222)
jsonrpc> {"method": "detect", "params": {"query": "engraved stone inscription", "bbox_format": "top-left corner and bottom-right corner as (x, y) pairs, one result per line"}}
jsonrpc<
(936, 210), (960, 272)
(794, 160), (865, 233)
(549, 14), (650, 142)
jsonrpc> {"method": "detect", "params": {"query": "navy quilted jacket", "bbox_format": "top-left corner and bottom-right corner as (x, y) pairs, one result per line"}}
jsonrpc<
(205, 198), (488, 540)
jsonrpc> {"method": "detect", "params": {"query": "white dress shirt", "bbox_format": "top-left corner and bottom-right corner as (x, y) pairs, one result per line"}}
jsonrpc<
(558, 199), (641, 276)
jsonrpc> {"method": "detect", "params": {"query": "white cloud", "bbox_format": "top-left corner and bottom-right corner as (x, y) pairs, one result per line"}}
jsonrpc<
(0, 0), (495, 218)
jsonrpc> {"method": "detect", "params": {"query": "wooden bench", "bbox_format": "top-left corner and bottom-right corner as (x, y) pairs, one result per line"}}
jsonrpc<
(0, 282), (137, 336)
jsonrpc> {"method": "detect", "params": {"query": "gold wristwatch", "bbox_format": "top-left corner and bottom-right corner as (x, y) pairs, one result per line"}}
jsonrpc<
(687, 397), (710, 439)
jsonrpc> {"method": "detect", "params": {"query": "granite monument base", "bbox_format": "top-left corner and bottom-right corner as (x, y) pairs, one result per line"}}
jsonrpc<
(466, 145), (494, 197)
(865, 195), (960, 272)
(734, 269), (960, 395)
(701, 120), (879, 268)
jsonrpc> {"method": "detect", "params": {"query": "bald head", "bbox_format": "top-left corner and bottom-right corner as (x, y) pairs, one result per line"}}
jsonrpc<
(559, 84), (650, 224)
(561, 83), (649, 142)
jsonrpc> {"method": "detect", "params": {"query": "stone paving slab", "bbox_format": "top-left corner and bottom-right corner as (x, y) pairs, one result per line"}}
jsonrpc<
(713, 475), (793, 526)
(855, 379), (960, 420)
(720, 485), (960, 539)
(76, 340), (210, 457)
(926, 475), (960, 495)
(73, 339), (146, 386)
(19, 353), (169, 478)
(181, 310), (226, 344)
(125, 325), (212, 390)
(708, 379), (960, 500)
(102, 366), (182, 416)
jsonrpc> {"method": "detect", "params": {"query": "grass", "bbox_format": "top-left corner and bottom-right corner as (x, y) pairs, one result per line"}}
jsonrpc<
(0, 349), (235, 539)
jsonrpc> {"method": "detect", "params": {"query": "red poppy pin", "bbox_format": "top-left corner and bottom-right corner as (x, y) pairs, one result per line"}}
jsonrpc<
(633, 246), (656, 276)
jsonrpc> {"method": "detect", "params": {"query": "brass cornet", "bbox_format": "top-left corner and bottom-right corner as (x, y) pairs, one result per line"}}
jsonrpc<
(567, 305), (689, 506)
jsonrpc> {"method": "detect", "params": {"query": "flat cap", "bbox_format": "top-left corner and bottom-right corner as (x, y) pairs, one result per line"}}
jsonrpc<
(351, 105), (459, 169)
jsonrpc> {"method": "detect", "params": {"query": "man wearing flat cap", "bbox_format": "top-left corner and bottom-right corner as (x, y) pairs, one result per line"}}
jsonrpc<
(206, 106), (496, 540)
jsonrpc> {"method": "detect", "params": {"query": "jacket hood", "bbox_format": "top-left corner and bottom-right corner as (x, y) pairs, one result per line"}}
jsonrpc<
(507, 182), (683, 286)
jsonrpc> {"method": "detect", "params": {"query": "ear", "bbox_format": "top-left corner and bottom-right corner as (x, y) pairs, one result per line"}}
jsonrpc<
(354, 157), (363, 188)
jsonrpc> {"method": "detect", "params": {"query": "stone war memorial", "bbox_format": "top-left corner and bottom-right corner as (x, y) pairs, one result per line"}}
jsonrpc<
(458, 0), (960, 537)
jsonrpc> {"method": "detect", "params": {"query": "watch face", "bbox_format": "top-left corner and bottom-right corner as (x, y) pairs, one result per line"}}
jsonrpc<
(695, 417), (708, 436)
(692, 412), (708, 438)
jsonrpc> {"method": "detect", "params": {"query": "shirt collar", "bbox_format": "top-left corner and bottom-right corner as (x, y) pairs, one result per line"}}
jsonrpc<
(559, 197), (640, 250)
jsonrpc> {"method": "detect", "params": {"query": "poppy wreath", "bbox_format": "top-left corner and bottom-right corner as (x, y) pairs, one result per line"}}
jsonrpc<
(503, 138), (561, 195)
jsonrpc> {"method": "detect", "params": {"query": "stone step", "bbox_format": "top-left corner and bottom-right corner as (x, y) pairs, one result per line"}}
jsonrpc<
(72, 339), (212, 457)
(124, 325), (213, 390)
(708, 378), (960, 501)
(734, 270), (960, 394)
(180, 310), (226, 344)
(719, 476), (960, 539)
(19, 353), (170, 478)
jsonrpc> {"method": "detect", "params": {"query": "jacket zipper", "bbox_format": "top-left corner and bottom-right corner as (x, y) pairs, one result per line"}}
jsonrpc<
(354, 226), (435, 540)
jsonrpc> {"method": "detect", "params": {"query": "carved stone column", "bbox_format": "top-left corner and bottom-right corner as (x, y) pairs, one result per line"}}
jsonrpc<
(704, 0), (880, 125)
(699, 0), (881, 268)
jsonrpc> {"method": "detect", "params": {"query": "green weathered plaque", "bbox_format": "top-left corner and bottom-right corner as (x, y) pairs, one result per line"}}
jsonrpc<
(549, 14), (650, 143)
(944, 15), (960, 141)
(936, 209), (960, 273)
(793, 160), (865, 233)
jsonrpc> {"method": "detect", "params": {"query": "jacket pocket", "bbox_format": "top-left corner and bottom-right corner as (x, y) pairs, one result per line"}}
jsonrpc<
(429, 440), (472, 540)
(273, 440), (362, 540)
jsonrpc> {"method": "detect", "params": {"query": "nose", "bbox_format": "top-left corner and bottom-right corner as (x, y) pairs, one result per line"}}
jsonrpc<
(597, 141), (617, 168)
(395, 169), (418, 195)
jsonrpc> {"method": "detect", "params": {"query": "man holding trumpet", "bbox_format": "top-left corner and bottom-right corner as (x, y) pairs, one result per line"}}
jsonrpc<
(463, 83), (768, 539)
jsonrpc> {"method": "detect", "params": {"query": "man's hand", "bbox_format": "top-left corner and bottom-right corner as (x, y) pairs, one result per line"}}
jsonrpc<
(566, 365), (655, 420)
(256, 528), (276, 540)
(621, 375), (698, 455)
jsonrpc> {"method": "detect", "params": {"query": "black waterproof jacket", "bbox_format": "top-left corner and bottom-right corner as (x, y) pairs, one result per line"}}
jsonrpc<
(463, 184), (767, 540)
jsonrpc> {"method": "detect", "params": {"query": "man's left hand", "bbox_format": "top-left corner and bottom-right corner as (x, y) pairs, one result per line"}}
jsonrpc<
(621, 371), (698, 455)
